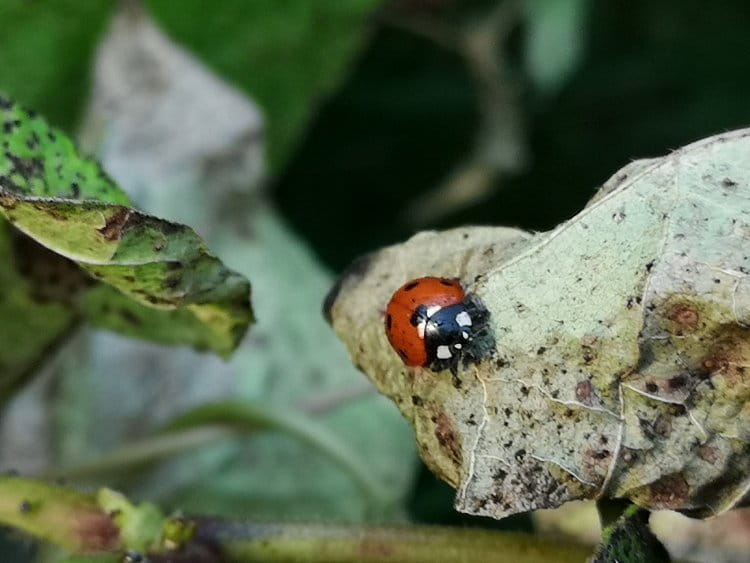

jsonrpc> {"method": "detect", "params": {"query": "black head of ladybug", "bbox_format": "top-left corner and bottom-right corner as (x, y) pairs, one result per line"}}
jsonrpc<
(419, 296), (492, 375)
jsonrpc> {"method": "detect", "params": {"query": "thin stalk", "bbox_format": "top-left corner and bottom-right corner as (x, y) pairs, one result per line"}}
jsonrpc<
(200, 521), (591, 563)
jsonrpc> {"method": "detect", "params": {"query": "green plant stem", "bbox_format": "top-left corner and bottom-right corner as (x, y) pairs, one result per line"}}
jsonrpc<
(0, 476), (119, 553)
(0, 477), (592, 562)
(204, 521), (591, 563)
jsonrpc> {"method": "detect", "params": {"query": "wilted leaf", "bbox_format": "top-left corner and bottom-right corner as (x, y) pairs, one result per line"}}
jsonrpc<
(327, 129), (750, 519)
(0, 95), (252, 361)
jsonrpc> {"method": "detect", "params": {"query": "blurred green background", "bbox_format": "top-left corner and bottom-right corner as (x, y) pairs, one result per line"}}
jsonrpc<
(1, 0), (750, 559)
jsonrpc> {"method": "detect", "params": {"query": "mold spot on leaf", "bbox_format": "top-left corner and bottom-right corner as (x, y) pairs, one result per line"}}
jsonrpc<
(697, 445), (721, 464)
(575, 380), (594, 405)
(667, 302), (700, 333)
(431, 411), (462, 468)
(636, 473), (690, 510)
(98, 208), (132, 242)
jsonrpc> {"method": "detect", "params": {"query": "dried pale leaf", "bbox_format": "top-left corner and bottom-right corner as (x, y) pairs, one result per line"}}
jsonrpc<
(328, 129), (750, 519)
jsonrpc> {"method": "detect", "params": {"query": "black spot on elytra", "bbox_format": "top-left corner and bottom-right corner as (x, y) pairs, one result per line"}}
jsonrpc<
(403, 280), (420, 291)
(386, 314), (392, 330)
(439, 279), (455, 287)
(398, 349), (408, 360)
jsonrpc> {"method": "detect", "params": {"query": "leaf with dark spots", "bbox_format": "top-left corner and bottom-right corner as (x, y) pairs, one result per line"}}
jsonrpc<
(327, 128), (750, 520)
(0, 97), (128, 204)
(0, 93), (253, 367)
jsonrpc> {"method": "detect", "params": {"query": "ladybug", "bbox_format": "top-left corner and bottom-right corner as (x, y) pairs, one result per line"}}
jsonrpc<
(384, 276), (491, 375)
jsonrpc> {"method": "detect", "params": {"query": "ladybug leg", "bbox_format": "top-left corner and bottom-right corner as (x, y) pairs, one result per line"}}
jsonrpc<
(448, 355), (462, 389)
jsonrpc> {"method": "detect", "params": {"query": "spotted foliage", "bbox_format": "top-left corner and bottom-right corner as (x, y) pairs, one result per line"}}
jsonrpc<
(327, 129), (750, 518)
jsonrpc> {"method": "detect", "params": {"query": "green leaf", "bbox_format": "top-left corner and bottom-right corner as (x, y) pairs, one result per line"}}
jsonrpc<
(0, 95), (253, 369)
(145, 0), (383, 170)
(0, 220), (76, 401)
(0, 1), (115, 131)
(50, 400), (395, 512)
(164, 401), (395, 510)
(524, 0), (590, 95)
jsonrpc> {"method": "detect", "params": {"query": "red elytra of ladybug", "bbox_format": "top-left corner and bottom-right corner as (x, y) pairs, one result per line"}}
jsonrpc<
(385, 276), (469, 368)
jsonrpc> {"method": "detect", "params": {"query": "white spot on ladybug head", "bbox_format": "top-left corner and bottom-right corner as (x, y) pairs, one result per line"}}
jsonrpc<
(461, 331), (470, 339)
(455, 311), (472, 326)
(454, 343), (462, 349)
(436, 345), (452, 359)
(425, 305), (442, 318)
